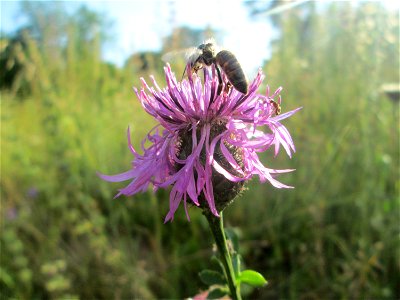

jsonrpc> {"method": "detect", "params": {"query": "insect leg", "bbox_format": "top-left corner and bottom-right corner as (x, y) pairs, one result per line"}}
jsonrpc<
(181, 65), (188, 81)
(215, 63), (224, 95)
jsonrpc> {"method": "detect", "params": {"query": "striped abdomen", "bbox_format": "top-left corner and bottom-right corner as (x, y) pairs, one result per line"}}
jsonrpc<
(215, 50), (248, 94)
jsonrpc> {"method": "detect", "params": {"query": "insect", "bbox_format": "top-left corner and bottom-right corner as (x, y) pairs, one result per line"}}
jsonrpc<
(187, 41), (248, 95)
(270, 99), (281, 115)
(162, 40), (248, 95)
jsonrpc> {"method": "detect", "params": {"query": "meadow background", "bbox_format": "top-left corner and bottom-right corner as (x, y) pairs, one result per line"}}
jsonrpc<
(1, 1), (399, 299)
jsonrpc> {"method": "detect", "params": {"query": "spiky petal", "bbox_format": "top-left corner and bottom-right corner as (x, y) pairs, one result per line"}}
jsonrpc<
(99, 64), (301, 222)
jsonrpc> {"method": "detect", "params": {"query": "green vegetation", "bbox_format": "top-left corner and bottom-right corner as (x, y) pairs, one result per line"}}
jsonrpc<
(1, 2), (399, 299)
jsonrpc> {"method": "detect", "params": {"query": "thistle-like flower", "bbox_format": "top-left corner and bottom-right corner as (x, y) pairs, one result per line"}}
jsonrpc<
(99, 64), (300, 222)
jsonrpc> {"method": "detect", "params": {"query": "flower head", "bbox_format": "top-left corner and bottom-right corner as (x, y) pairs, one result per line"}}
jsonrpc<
(100, 64), (300, 222)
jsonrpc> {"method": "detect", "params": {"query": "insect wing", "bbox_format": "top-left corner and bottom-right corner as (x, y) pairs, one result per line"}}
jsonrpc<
(161, 47), (200, 64)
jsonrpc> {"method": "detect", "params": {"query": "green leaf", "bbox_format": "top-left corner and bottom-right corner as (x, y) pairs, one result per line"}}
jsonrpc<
(211, 256), (226, 275)
(208, 287), (229, 299)
(224, 228), (239, 252)
(199, 270), (226, 286)
(232, 253), (241, 277)
(0, 267), (15, 288)
(238, 270), (268, 287)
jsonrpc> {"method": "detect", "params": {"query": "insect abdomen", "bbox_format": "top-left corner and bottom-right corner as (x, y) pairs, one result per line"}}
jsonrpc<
(216, 50), (248, 94)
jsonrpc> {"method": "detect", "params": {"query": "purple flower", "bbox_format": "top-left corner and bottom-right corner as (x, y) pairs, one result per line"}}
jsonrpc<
(99, 64), (301, 222)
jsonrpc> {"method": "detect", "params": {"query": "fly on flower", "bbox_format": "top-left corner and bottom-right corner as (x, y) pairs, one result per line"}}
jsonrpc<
(99, 60), (301, 223)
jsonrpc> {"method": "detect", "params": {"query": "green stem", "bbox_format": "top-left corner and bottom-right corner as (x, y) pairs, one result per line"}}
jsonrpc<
(204, 211), (241, 300)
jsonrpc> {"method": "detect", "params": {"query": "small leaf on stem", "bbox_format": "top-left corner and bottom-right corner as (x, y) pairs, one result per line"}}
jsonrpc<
(208, 287), (229, 299)
(232, 253), (241, 278)
(199, 270), (226, 286)
(238, 270), (268, 287)
(225, 228), (239, 252)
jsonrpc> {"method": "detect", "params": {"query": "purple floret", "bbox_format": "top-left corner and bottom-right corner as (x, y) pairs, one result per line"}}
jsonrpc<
(99, 64), (301, 222)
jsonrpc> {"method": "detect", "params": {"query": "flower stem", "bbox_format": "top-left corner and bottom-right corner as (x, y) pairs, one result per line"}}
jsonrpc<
(204, 211), (241, 300)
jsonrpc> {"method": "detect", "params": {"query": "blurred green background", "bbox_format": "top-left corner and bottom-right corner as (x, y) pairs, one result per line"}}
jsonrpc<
(1, 1), (399, 299)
